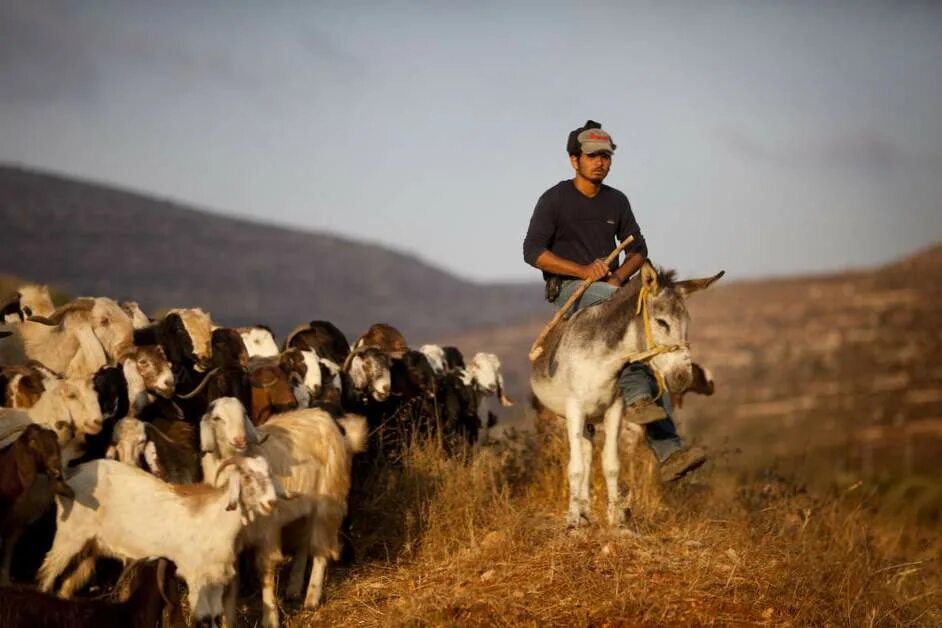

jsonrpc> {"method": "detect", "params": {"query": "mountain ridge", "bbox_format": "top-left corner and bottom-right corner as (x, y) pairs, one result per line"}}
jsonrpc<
(0, 164), (548, 342)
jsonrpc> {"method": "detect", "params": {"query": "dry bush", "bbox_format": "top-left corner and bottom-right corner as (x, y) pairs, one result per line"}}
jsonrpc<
(291, 417), (941, 627)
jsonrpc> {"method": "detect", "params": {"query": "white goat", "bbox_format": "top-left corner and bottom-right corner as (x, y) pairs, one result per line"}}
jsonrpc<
(0, 376), (102, 455)
(462, 352), (514, 407)
(38, 456), (282, 624)
(419, 344), (447, 375)
(199, 397), (367, 627)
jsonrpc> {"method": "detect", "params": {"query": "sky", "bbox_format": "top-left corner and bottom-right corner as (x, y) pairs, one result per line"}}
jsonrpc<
(1, 1), (940, 283)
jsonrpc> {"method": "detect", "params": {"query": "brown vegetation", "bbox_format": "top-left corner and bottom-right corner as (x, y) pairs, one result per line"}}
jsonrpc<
(285, 427), (940, 626)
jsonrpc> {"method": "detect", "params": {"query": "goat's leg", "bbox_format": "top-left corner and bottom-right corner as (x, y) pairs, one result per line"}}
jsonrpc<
(602, 399), (626, 526)
(221, 578), (238, 628)
(37, 533), (88, 593)
(284, 514), (314, 600)
(58, 555), (96, 598)
(303, 555), (328, 609)
(565, 401), (589, 528)
(0, 528), (23, 584)
(256, 545), (282, 628)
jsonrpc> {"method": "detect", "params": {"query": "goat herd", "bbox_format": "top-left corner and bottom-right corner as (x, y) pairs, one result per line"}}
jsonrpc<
(0, 284), (513, 627)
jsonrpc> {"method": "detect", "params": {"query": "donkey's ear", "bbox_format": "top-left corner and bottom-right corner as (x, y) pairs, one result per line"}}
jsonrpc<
(675, 270), (725, 298)
(640, 260), (659, 292)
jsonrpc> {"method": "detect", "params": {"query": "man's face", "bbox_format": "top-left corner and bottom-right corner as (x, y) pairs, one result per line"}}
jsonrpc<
(571, 151), (612, 184)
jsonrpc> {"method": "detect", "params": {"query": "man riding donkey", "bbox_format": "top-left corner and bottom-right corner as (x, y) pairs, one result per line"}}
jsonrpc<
(523, 120), (723, 527)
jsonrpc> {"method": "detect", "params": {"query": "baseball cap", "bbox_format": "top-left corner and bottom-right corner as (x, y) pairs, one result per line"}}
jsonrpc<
(567, 120), (616, 155)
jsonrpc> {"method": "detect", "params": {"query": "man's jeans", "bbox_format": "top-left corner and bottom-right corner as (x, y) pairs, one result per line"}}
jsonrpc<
(557, 279), (683, 462)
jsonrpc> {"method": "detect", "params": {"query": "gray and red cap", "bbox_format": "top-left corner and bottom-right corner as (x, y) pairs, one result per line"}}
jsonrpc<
(566, 120), (616, 155)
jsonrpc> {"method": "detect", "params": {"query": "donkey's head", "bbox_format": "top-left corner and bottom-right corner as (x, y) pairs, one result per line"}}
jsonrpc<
(638, 262), (724, 395)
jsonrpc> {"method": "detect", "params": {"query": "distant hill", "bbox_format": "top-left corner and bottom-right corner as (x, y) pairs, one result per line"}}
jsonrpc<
(445, 243), (942, 477)
(0, 165), (548, 342)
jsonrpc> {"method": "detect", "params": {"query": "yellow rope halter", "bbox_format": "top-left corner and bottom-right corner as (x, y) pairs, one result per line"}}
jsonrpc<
(633, 285), (679, 401)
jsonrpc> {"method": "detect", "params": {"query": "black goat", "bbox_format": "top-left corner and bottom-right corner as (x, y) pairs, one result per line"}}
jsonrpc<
(284, 320), (350, 365)
(0, 558), (185, 628)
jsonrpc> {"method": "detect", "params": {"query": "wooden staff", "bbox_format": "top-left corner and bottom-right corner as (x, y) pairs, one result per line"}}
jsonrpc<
(528, 235), (635, 362)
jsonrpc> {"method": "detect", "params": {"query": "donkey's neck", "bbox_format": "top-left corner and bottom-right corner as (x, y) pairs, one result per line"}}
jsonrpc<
(572, 276), (649, 378)
(595, 276), (647, 348)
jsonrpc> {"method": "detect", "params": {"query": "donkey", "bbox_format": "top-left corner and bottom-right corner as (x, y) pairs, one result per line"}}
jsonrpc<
(530, 261), (723, 528)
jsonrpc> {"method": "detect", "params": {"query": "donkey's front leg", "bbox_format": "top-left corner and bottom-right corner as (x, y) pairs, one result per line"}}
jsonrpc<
(565, 401), (589, 528)
(602, 398), (626, 526)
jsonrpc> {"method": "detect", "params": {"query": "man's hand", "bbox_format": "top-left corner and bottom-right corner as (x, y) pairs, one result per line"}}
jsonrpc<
(605, 276), (622, 287)
(582, 259), (610, 282)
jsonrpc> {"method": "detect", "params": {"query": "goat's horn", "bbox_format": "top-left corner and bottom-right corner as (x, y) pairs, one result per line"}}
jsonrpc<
(176, 367), (220, 399)
(213, 456), (241, 484)
(341, 348), (358, 372)
(156, 558), (172, 606)
(28, 298), (96, 326)
(283, 324), (308, 350)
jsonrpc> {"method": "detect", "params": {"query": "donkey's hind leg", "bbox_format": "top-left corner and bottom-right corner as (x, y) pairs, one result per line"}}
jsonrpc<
(602, 398), (626, 526)
(565, 401), (590, 528)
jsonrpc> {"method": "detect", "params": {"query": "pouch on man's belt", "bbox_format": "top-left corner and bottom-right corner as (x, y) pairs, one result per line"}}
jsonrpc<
(544, 275), (562, 303)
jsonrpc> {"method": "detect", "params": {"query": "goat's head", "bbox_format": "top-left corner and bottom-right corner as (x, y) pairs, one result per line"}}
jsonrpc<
(403, 350), (437, 398)
(88, 298), (135, 360)
(419, 344), (446, 375)
(211, 328), (249, 369)
(442, 346), (465, 372)
(215, 455), (281, 523)
(136, 345), (175, 398)
(170, 308), (213, 371)
(94, 365), (129, 423)
(1, 284), (54, 323)
(20, 424), (74, 498)
(49, 378), (104, 436)
(280, 348), (322, 399)
(3, 369), (46, 408)
(239, 326), (279, 358)
(106, 417), (159, 475)
(346, 347), (391, 402)
(467, 352), (513, 407)
(200, 397), (260, 458)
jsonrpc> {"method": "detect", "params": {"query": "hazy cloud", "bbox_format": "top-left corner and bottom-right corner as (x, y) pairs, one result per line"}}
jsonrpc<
(718, 126), (936, 176)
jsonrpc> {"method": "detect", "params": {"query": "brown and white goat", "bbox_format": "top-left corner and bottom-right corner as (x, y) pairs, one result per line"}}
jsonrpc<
(199, 397), (367, 627)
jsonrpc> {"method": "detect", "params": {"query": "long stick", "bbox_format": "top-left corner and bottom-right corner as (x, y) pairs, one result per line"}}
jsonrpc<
(528, 235), (635, 362)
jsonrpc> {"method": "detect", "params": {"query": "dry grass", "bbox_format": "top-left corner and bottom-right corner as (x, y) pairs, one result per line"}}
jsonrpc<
(282, 424), (941, 627)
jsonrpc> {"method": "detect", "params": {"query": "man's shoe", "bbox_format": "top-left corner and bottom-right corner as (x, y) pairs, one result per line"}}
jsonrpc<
(625, 396), (668, 425)
(658, 446), (707, 483)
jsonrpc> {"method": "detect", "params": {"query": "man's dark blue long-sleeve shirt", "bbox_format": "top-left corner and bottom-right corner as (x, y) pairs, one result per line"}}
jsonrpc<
(523, 180), (647, 279)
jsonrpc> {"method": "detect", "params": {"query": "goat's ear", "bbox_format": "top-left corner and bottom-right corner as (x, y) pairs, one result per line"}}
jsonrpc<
(271, 474), (295, 500)
(242, 408), (261, 443)
(226, 469), (241, 511)
(105, 445), (118, 459)
(640, 260), (659, 293)
(497, 373), (513, 407)
(14, 441), (37, 490)
(143, 441), (163, 478)
(199, 415), (215, 453)
(674, 270), (725, 298)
